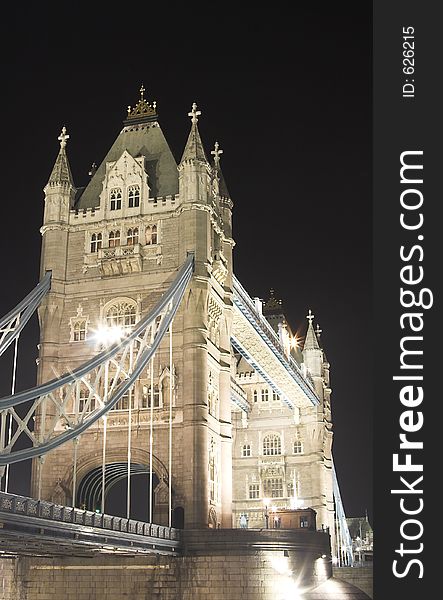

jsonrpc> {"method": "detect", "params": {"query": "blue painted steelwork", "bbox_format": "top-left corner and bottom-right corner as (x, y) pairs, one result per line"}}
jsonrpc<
(232, 276), (319, 407)
(332, 460), (354, 566)
(0, 256), (194, 465)
(230, 377), (249, 412)
(0, 271), (51, 357)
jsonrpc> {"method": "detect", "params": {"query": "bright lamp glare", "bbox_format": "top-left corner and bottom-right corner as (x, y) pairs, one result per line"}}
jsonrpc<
(92, 325), (124, 345)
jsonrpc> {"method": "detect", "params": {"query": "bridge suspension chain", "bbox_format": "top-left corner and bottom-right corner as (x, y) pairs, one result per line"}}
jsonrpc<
(0, 255), (194, 467)
(0, 271), (51, 358)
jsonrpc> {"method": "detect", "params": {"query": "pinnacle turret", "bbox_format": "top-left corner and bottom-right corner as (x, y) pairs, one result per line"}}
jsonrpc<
(180, 102), (208, 163)
(303, 309), (321, 351)
(211, 141), (231, 199)
(46, 126), (74, 188)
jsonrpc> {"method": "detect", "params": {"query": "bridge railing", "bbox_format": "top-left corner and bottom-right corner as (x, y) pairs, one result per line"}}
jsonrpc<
(0, 491), (181, 542)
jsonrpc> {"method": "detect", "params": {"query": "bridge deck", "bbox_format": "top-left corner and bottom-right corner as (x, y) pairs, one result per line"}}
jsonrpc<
(0, 492), (181, 557)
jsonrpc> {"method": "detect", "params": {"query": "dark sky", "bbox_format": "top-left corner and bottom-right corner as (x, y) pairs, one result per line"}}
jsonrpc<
(0, 6), (372, 522)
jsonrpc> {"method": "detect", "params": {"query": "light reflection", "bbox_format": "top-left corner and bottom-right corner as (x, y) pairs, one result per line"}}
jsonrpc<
(91, 325), (125, 346)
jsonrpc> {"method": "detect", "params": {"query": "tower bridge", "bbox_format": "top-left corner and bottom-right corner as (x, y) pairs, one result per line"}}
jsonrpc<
(0, 88), (366, 600)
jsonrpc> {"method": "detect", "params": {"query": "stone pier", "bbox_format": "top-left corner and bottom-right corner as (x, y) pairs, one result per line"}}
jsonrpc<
(0, 529), (370, 599)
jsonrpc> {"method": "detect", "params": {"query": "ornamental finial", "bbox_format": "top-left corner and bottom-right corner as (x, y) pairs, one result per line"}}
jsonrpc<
(315, 324), (322, 336)
(125, 85), (158, 123)
(188, 102), (201, 124)
(211, 141), (223, 167)
(58, 126), (69, 149)
(306, 309), (314, 324)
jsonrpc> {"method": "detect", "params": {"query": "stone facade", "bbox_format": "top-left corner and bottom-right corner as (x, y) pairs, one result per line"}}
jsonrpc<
(34, 97), (234, 530)
(31, 92), (335, 544)
(231, 300), (335, 551)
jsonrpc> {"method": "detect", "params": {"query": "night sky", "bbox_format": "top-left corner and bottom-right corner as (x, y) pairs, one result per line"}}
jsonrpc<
(0, 6), (372, 522)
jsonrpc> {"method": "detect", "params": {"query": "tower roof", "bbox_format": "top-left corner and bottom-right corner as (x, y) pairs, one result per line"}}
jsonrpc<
(46, 127), (74, 187)
(75, 90), (178, 209)
(303, 309), (321, 351)
(180, 102), (208, 164)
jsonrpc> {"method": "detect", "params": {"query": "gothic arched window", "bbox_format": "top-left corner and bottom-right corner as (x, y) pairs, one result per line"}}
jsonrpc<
(128, 185), (140, 208)
(110, 188), (122, 210)
(127, 227), (139, 246)
(241, 444), (251, 457)
(109, 230), (121, 247)
(77, 385), (95, 413)
(293, 440), (303, 454)
(261, 388), (269, 402)
(73, 320), (87, 341)
(146, 224), (158, 245)
(263, 434), (282, 456)
(142, 384), (161, 409)
(104, 298), (137, 332)
(109, 377), (134, 411)
(90, 233), (102, 253)
(253, 390), (258, 403)
(151, 224), (157, 244)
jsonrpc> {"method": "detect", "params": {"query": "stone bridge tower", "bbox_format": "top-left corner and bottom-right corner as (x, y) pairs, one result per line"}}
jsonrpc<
(34, 89), (235, 529)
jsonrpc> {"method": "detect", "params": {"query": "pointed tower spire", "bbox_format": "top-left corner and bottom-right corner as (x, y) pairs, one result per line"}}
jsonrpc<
(46, 126), (74, 187)
(211, 140), (231, 200)
(180, 102), (208, 163)
(303, 309), (321, 350)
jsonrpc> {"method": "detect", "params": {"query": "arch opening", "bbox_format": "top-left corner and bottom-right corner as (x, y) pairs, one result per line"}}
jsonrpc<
(76, 462), (160, 522)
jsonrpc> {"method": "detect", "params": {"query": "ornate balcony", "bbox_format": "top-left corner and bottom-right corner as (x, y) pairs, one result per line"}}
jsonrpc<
(98, 244), (143, 276)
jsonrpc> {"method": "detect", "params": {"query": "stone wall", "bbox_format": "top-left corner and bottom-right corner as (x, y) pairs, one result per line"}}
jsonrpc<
(333, 565), (373, 599)
(0, 529), (335, 600)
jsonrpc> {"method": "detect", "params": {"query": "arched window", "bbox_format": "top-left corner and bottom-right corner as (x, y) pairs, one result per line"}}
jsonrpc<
(272, 391), (279, 402)
(109, 230), (121, 247)
(253, 390), (258, 403)
(146, 224), (158, 245)
(110, 377), (134, 411)
(248, 484), (260, 499)
(73, 320), (87, 341)
(78, 385), (95, 413)
(142, 384), (161, 409)
(261, 388), (269, 402)
(90, 233), (102, 253)
(293, 440), (303, 454)
(263, 434), (282, 456)
(128, 185), (140, 208)
(110, 188), (122, 210)
(263, 477), (283, 498)
(127, 227), (139, 246)
(242, 444), (251, 457)
(104, 299), (137, 332)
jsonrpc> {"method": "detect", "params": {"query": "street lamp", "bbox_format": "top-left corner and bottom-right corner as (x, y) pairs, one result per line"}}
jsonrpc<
(263, 498), (270, 528)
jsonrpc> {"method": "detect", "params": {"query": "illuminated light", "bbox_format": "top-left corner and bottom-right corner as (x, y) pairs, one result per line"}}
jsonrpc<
(315, 556), (329, 578)
(290, 336), (299, 349)
(92, 325), (125, 346)
(289, 495), (304, 509)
